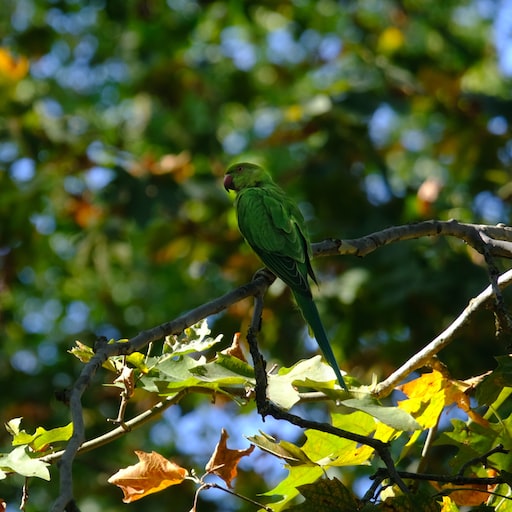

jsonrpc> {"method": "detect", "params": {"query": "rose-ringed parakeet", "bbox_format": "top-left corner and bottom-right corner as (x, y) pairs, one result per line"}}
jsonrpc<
(224, 162), (348, 391)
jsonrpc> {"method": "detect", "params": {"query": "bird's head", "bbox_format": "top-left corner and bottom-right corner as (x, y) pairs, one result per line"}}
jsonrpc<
(224, 162), (272, 192)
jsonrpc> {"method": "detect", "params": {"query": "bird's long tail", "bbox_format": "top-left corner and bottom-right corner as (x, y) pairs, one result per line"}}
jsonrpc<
(293, 291), (348, 391)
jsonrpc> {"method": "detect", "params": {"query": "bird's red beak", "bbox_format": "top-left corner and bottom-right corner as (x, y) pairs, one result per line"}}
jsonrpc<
(224, 174), (235, 191)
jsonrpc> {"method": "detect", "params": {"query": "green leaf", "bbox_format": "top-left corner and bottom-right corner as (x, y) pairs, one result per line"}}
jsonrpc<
(9, 421), (73, 452)
(262, 465), (324, 512)
(304, 412), (377, 466)
(288, 477), (359, 511)
(372, 490), (442, 511)
(167, 319), (223, 356)
(140, 352), (251, 397)
(214, 352), (254, 378)
(342, 396), (421, 431)
(68, 340), (118, 373)
(477, 355), (512, 408)
(0, 446), (50, 480)
(125, 351), (149, 372)
(267, 356), (340, 410)
(434, 419), (497, 471)
(247, 431), (316, 466)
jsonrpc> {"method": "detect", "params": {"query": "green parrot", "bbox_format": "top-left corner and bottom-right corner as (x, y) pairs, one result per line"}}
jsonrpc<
(224, 162), (348, 391)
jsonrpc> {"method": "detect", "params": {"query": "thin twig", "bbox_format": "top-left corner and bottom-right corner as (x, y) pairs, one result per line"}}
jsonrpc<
(246, 283), (410, 495)
(457, 444), (508, 477)
(479, 230), (512, 338)
(372, 268), (512, 398)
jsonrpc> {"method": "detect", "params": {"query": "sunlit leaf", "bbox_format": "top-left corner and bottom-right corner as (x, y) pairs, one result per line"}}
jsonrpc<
(108, 451), (188, 503)
(342, 396), (420, 431)
(9, 420), (73, 452)
(262, 465), (325, 512)
(267, 356), (342, 410)
(0, 446), (50, 480)
(165, 319), (224, 356)
(440, 496), (460, 512)
(247, 432), (316, 466)
(68, 340), (118, 372)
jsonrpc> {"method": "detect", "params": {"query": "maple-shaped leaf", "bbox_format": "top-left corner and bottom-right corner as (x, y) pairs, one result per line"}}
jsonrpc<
(108, 450), (188, 503)
(398, 370), (488, 438)
(205, 429), (255, 488)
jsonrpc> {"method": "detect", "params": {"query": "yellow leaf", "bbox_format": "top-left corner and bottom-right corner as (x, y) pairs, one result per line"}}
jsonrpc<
(378, 27), (405, 54)
(440, 495), (460, 512)
(398, 370), (446, 429)
(108, 451), (188, 503)
(398, 370), (487, 433)
(284, 104), (303, 122)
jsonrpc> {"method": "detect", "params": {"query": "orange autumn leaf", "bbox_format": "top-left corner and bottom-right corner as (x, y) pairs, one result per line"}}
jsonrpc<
(0, 48), (29, 81)
(205, 429), (255, 488)
(433, 469), (498, 507)
(433, 481), (491, 507)
(108, 450), (188, 503)
(67, 197), (104, 228)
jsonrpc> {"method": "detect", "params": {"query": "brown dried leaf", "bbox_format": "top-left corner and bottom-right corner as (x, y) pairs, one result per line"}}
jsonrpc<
(221, 332), (247, 362)
(205, 429), (254, 488)
(108, 450), (188, 503)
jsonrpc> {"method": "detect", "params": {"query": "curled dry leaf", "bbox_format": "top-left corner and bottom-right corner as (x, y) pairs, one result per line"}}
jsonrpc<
(108, 450), (188, 503)
(221, 332), (247, 362)
(205, 429), (255, 488)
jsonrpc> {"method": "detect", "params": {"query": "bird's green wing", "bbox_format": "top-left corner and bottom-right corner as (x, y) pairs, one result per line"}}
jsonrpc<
(236, 186), (313, 295)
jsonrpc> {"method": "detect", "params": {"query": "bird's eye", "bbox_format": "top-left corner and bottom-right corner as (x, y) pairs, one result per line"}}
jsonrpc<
(237, 166), (242, 172)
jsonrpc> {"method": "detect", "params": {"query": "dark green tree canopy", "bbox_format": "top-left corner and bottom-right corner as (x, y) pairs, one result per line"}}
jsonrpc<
(1, 1), (512, 511)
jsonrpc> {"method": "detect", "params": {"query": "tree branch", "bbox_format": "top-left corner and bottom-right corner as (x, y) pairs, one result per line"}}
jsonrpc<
(313, 220), (512, 259)
(51, 221), (512, 510)
(245, 280), (410, 495)
(372, 268), (512, 397)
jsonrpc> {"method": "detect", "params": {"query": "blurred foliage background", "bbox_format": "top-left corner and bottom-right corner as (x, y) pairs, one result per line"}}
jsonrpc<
(1, 0), (512, 510)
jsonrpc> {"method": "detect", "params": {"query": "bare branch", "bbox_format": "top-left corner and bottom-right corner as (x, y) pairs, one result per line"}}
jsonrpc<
(313, 220), (512, 259)
(373, 268), (512, 398)
(51, 274), (272, 510)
